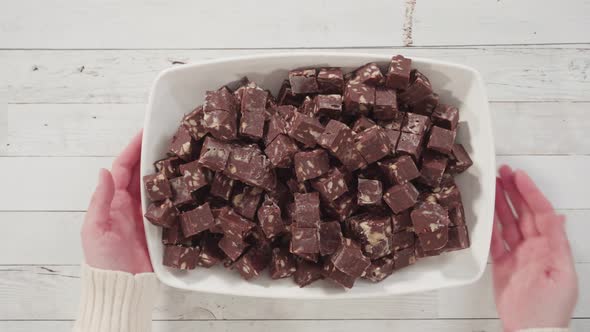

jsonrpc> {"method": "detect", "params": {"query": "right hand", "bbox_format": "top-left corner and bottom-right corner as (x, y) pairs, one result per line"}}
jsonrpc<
(491, 166), (578, 331)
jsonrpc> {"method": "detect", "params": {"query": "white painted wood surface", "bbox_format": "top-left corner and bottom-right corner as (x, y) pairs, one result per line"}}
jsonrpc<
(1, 0), (589, 330)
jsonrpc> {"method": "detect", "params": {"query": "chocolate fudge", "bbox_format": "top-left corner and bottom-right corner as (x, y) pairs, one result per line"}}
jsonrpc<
(385, 55), (412, 90)
(270, 247), (297, 279)
(374, 88), (399, 120)
(427, 126), (456, 155)
(377, 155), (420, 185)
(294, 149), (330, 182)
(357, 178), (383, 205)
(448, 143), (473, 174)
(317, 67), (344, 94)
(143, 172), (172, 201)
(163, 245), (199, 270)
(319, 221), (343, 256)
(383, 182), (419, 213)
(343, 81), (375, 116)
(432, 103), (459, 130)
(289, 69), (319, 94)
(311, 168), (348, 201)
(313, 94), (342, 118)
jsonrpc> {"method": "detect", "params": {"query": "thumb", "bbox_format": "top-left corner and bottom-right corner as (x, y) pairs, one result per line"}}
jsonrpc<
(84, 168), (115, 229)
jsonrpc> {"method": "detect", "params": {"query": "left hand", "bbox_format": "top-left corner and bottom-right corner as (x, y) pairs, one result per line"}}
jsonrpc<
(81, 131), (153, 274)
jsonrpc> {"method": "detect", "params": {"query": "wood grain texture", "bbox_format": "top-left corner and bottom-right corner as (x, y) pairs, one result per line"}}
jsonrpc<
(0, 156), (587, 211)
(2, 48), (589, 103)
(0, 264), (588, 320)
(3, 102), (590, 157)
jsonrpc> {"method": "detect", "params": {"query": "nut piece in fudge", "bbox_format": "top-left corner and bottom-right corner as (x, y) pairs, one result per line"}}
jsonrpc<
(394, 245), (417, 270)
(182, 106), (208, 141)
(374, 88), (399, 121)
(239, 110), (266, 141)
(265, 134), (299, 168)
(313, 94), (342, 118)
(363, 255), (395, 282)
(287, 111), (324, 148)
(257, 197), (285, 239)
(180, 202), (215, 237)
(354, 126), (390, 164)
(383, 182), (420, 213)
(445, 225), (470, 251)
(288, 68), (319, 94)
(377, 155), (420, 185)
(294, 149), (330, 182)
(385, 55), (412, 90)
(169, 177), (195, 207)
(427, 126), (456, 155)
(401, 113), (430, 135)
(319, 220), (343, 256)
(432, 103), (459, 130)
(163, 245), (199, 270)
(418, 227), (449, 251)
(317, 67), (344, 94)
(352, 116), (376, 133)
(419, 152), (448, 187)
(347, 214), (393, 260)
(143, 172), (172, 201)
(179, 160), (209, 192)
(169, 126), (195, 161)
(330, 238), (371, 278)
(410, 201), (451, 234)
(396, 131), (423, 162)
(145, 199), (178, 228)
(343, 81), (375, 116)
(448, 143), (473, 174)
(318, 120), (367, 171)
(210, 172), (235, 201)
(198, 136), (231, 172)
(234, 246), (271, 280)
(294, 260), (324, 287)
(357, 178), (383, 205)
(290, 226), (320, 255)
(353, 62), (385, 86)
(231, 185), (263, 220)
(323, 261), (356, 288)
(154, 156), (182, 179)
(240, 86), (268, 114)
(398, 70), (434, 107)
(311, 168), (349, 202)
(294, 192), (321, 228)
(270, 247), (297, 279)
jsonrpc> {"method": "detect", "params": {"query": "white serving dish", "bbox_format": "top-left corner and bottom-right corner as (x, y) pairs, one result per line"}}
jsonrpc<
(141, 53), (495, 299)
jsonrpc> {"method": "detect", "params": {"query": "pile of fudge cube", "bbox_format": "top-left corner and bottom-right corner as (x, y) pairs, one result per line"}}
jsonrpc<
(143, 55), (473, 288)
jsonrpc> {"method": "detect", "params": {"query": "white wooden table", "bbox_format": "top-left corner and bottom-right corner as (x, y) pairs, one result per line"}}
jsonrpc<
(1, 1), (589, 331)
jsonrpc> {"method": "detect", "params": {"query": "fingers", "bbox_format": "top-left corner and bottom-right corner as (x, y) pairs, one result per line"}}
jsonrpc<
(514, 169), (554, 214)
(490, 215), (508, 262)
(535, 214), (572, 257)
(128, 161), (142, 202)
(495, 178), (523, 248)
(111, 130), (143, 191)
(84, 169), (115, 229)
(498, 165), (539, 238)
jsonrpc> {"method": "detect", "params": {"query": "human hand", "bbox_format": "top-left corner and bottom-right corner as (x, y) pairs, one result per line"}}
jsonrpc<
(491, 165), (577, 331)
(81, 131), (153, 274)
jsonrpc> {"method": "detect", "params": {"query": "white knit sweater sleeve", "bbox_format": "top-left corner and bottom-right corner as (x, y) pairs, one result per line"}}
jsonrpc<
(73, 264), (159, 332)
(518, 329), (569, 332)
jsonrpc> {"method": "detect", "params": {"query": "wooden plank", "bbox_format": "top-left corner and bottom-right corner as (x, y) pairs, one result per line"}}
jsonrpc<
(0, 264), (588, 320)
(3, 319), (590, 332)
(0, 156), (587, 211)
(1, 209), (588, 265)
(2, 48), (589, 103)
(0, 0), (405, 49)
(413, 0), (590, 46)
(3, 102), (590, 157)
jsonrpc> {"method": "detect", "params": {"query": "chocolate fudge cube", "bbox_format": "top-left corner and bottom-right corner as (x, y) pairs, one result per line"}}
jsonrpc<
(411, 201), (450, 234)
(379, 109), (405, 131)
(313, 94), (342, 118)
(154, 156), (182, 179)
(169, 177), (195, 206)
(412, 93), (439, 115)
(318, 120), (367, 171)
(354, 126), (390, 164)
(294, 149), (330, 182)
(322, 192), (358, 222)
(169, 126), (195, 161)
(378, 155), (420, 185)
(398, 70), (434, 106)
(294, 192), (321, 228)
(357, 178), (383, 205)
(299, 96), (315, 116)
(239, 110), (265, 140)
(180, 203), (215, 237)
(383, 129), (401, 153)
(434, 182), (462, 209)
(343, 81), (375, 116)
(289, 69), (319, 94)
(240, 86), (268, 113)
(234, 246), (271, 280)
(257, 198), (285, 239)
(354, 62), (385, 86)
(396, 132), (423, 161)
(163, 245), (199, 270)
(231, 185), (262, 220)
(446, 225), (470, 251)
(202, 109), (238, 141)
(210, 172), (235, 201)
(219, 234), (249, 261)
(330, 238), (371, 278)
(374, 88), (399, 120)
(312, 168), (348, 201)
(392, 230), (415, 251)
(392, 210), (412, 233)
(420, 152), (448, 187)
(427, 126), (456, 155)
(196, 236), (225, 268)
(179, 160), (209, 192)
(182, 106), (208, 141)
(270, 247), (297, 279)
(418, 227), (449, 251)
(449, 203), (466, 227)
(290, 226), (320, 255)
(448, 143), (473, 174)
(265, 114), (289, 145)
(385, 55), (412, 90)
(294, 260), (323, 287)
(162, 223), (185, 245)
(352, 116), (376, 133)
(143, 172), (172, 201)
(402, 113), (430, 135)
(218, 207), (256, 239)
(383, 182), (419, 213)
(278, 80), (305, 106)
(347, 214), (393, 260)
(394, 246), (417, 270)
(287, 112), (324, 148)
(319, 221), (343, 256)
(198, 136), (231, 172)
(265, 134), (299, 168)
(432, 104), (459, 130)
(323, 261), (356, 288)
(225, 145), (276, 190)
(317, 67), (344, 94)
(145, 199), (178, 228)
(204, 87), (238, 114)
(363, 256), (395, 282)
